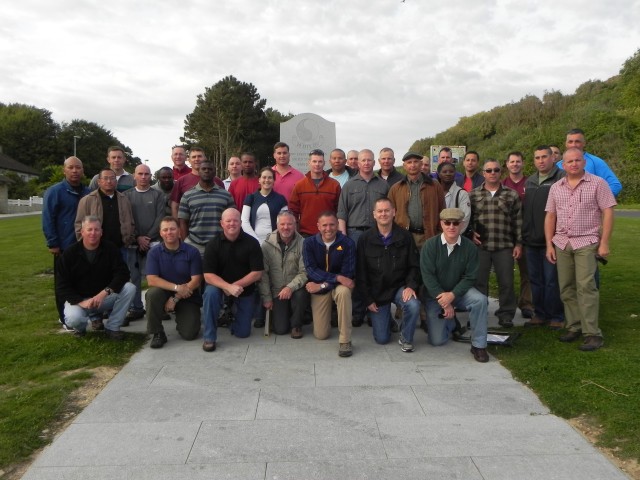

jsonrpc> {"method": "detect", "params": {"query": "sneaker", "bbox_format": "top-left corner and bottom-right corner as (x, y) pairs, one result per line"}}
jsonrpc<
(579, 335), (604, 351)
(104, 329), (125, 341)
(398, 337), (415, 353)
(338, 342), (352, 357)
(150, 331), (168, 349)
(59, 318), (75, 333)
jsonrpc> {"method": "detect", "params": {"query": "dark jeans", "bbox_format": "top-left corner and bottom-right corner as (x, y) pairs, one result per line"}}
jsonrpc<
(145, 287), (201, 340)
(270, 288), (310, 335)
(476, 247), (516, 321)
(526, 246), (564, 322)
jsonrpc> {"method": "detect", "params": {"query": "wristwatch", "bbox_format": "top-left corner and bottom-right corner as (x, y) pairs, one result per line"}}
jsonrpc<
(104, 287), (113, 295)
(320, 283), (327, 290)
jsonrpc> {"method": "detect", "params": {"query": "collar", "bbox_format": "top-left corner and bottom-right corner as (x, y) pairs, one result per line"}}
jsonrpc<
(440, 233), (462, 246)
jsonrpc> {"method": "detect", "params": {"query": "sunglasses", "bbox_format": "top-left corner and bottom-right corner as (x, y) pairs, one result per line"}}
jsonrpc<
(484, 168), (501, 173)
(442, 220), (461, 226)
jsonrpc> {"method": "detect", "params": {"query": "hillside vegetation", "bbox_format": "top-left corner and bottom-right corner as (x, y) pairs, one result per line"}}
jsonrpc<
(410, 49), (640, 203)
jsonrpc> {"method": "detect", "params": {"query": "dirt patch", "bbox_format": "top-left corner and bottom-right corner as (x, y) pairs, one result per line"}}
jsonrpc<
(1, 366), (119, 480)
(569, 414), (640, 479)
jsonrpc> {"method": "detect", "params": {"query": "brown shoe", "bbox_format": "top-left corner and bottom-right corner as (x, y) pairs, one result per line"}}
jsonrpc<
(470, 346), (489, 363)
(524, 316), (546, 327)
(202, 341), (216, 352)
(548, 321), (564, 330)
(291, 327), (303, 339)
(579, 336), (604, 351)
(559, 330), (582, 343)
(91, 319), (105, 330)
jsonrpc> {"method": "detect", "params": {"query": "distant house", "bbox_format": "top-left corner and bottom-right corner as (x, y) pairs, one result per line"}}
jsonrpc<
(0, 148), (40, 182)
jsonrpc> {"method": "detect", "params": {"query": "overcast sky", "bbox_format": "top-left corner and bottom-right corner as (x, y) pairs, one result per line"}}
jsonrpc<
(3, 0), (640, 174)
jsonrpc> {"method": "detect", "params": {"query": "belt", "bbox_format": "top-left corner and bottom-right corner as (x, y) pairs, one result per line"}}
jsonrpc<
(408, 227), (424, 234)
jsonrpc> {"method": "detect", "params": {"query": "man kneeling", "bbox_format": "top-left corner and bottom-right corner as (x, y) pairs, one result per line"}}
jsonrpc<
(145, 217), (203, 348)
(420, 208), (489, 362)
(56, 215), (135, 340)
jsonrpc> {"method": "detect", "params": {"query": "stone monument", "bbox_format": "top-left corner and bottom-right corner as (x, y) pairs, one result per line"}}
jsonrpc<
(280, 113), (336, 172)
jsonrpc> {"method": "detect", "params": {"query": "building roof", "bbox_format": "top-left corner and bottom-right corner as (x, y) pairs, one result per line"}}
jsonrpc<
(0, 152), (40, 176)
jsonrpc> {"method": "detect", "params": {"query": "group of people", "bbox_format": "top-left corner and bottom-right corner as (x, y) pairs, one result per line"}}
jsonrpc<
(42, 127), (618, 361)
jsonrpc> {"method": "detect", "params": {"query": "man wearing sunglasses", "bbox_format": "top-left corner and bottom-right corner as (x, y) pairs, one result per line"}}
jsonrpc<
(420, 208), (489, 362)
(469, 160), (522, 328)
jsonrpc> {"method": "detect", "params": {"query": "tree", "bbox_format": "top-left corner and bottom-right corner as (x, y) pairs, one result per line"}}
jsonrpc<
(57, 120), (140, 177)
(0, 103), (59, 168)
(182, 76), (275, 175)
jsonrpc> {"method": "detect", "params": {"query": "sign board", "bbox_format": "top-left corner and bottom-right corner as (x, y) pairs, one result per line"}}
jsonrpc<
(429, 145), (467, 173)
(280, 113), (336, 172)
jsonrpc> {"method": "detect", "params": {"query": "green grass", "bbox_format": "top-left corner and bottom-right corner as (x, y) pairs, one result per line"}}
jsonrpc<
(0, 216), (146, 470)
(490, 217), (640, 460)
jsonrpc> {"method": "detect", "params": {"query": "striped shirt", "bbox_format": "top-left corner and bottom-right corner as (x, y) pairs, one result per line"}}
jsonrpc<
(469, 183), (522, 251)
(178, 184), (235, 246)
(545, 172), (617, 250)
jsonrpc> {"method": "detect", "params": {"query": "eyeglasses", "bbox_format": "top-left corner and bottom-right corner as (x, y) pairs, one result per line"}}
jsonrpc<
(484, 168), (501, 173)
(442, 220), (461, 226)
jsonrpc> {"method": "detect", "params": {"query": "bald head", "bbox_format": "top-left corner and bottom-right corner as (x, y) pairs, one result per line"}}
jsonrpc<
(63, 156), (84, 186)
(134, 164), (152, 189)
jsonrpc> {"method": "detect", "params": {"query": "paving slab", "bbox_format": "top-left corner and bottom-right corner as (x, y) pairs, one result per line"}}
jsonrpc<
(188, 418), (385, 464)
(377, 414), (594, 458)
(314, 360), (427, 386)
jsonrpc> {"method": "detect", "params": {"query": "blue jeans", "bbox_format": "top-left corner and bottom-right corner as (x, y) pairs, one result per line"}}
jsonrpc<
(126, 248), (146, 312)
(526, 246), (564, 322)
(64, 282), (136, 333)
(369, 287), (420, 344)
(203, 285), (254, 341)
(425, 287), (488, 348)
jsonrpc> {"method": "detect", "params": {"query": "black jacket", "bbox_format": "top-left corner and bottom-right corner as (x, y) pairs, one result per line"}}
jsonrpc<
(356, 224), (420, 306)
(56, 239), (131, 305)
(521, 166), (566, 247)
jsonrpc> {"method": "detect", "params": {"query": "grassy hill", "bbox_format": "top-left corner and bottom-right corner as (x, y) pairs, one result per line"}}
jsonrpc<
(410, 49), (640, 203)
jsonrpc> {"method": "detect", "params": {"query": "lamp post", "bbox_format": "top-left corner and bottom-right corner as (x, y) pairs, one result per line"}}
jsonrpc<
(73, 136), (80, 156)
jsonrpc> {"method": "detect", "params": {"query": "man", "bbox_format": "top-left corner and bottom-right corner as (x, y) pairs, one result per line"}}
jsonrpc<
(376, 148), (403, 186)
(152, 166), (174, 216)
(462, 151), (484, 192)
(42, 156), (90, 329)
(430, 147), (464, 186)
(549, 145), (562, 163)
(387, 152), (445, 249)
(202, 208), (264, 351)
(522, 146), (566, 329)
(259, 211), (309, 338)
(337, 148), (389, 326)
(303, 211), (356, 357)
(56, 216), (135, 340)
(145, 217), (203, 348)
(288, 149), (341, 236)
(502, 151), (534, 319)
(420, 208), (489, 363)
(89, 146), (135, 192)
(178, 160), (235, 256)
(469, 159), (522, 328)
(229, 152), (259, 209)
(558, 128), (622, 197)
(545, 147), (616, 351)
(170, 147), (224, 218)
(223, 156), (242, 190)
(357, 198), (420, 351)
(272, 142), (304, 201)
(75, 168), (135, 250)
(123, 164), (165, 322)
(346, 150), (359, 172)
(326, 148), (355, 187)
(170, 145), (192, 180)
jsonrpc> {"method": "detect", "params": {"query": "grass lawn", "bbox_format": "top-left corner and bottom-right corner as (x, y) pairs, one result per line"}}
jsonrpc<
(490, 216), (640, 461)
(0, 216), (146, 472)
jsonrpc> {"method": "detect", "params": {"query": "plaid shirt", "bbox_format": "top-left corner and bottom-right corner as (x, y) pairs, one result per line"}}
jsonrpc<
(545, 172), (617, 250)
(469, 183), (522, 251)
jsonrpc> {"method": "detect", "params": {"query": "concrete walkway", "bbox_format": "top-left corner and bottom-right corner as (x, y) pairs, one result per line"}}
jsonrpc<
(23, 301), (626, 480)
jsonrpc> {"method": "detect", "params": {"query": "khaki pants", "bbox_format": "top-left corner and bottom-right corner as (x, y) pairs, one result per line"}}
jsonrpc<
(311, 285), (352, 344)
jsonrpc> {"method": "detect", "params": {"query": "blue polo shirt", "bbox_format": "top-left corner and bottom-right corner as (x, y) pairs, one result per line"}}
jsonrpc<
(146, 241), (203, 305)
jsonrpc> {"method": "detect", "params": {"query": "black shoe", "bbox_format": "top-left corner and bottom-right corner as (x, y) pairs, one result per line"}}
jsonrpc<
(150, 331), (168, 349)
(452, 316), (467, 340)
(73, 329), (86, 338)
(126, 309), (146, 321)
(390, 321), (399, 333)
(352, 316), (363, 327)
(559, 330), (582, 343)
(420, 321), (428, 333)
(367, 316), (372, 327)
(105, 329), (125, 341)
(498, 318), (514, 328)
(254, 319), (265, 328)
(521, 308), (534, 319)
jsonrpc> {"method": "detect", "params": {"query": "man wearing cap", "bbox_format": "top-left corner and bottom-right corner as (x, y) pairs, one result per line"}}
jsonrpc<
(420, 208), (489, 362)
(387, 152), (445, 250)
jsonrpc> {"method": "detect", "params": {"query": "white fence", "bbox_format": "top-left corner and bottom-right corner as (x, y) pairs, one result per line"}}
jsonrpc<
(6, 196), (43, 213)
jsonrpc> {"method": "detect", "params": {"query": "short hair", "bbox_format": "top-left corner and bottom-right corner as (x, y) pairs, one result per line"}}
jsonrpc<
(277, 210), (297, 222)
(437, 161), (456, 173)
(379, 147), (394, 156)
(98, 168), (116, 178)
(157, 166), (173, 175)
(439, 147), (453, 155)
(317, 210), (337, 221)
(506, 151), (523, 162)
(160, 216), (179, 228)
(240, 152), (256, 160)
(172, 145), (186, 152)
(465, 150), (480, 161)
(534, 145), (552, 155)
(331, 148), (345, 157)
(273, 142), (289, 151)
(259, 166), (274, 177)
(548, 144), (560, 150)
(189, 146), (206, 156)
(567, 128), (585, 136)
(483, 158), (499, 166)
(107, 146), (125, 156)
(81, 215), (102, 228)
(309, 149), (324, 158)
(374, 197), (394, 209)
